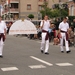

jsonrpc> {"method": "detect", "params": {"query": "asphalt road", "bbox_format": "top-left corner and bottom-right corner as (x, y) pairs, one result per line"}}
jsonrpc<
(0, 35), (75, 75)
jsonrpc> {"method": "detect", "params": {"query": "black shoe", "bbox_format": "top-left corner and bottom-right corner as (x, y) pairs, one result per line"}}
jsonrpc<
(45, 52), (49, 55)
(41, 50), (44, 53)
(61, 51), (64, 53)
(0, 56), (3, 58)
(66, 50), (71, 53)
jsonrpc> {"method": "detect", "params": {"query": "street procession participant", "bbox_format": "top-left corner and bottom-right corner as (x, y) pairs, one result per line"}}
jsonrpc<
(40, 15), (51, 55)
(59, 17), (71, 53)
(0, 16), (7, 58)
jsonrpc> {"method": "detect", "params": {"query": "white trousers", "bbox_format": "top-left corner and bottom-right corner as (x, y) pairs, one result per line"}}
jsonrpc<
(60, 33), (69, 51)
(0, 38), (4, 56)
(40, 33), (49, 53)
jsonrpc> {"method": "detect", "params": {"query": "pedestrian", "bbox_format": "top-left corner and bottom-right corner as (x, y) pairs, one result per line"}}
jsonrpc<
(53, 32), (60, 45)
(0, 16), (7, 58)
(73, 19), (75, 28)
(68, 26), (74, 46)
(40, 15), (51, 55)
(59, 17), (71, 53)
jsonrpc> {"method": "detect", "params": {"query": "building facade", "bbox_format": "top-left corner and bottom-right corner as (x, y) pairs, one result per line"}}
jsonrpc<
(2, 0), (60, 20)
(0, 0), (6, 15)
(19, 0), (59, 19)
(2, 0), (19, 20)
(58, 0), (75, 16)
(68, 0), (75, 16)
(2, 0), (74, 20)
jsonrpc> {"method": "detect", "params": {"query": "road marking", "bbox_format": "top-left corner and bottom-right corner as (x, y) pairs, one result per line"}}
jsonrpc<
(29, 65), (46, 69)
(30, 56), (53, 66)
(1, 67), (19, 71)
(56, 63), (73, 66)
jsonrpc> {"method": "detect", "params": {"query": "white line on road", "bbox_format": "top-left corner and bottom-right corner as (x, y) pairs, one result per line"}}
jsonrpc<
(56, 63), (73, 66)
(30, 56), (53, 66)
(29, 65), (46, 69)
(1, 67), (19, 71)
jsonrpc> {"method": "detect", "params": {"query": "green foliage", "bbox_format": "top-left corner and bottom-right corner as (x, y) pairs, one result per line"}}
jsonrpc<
(54, 4), (59, 9)
(28, 14), (34, 19)
(51, 9), (60, 18)
(40, 1), (68, 19)
(42, 1), (48, 8)
(60, 9), (68, 17)
(40, 7), (51, 19)
(68, 16), (75, 22)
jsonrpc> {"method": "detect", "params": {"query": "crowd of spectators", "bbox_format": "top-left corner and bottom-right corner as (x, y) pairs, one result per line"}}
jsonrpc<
(5, 18), (75, 47)
(27, 18), (75, 47)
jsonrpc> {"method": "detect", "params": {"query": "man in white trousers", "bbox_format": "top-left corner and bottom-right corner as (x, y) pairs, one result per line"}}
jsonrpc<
(40, 15), (51, 55)
(59, 17), (71, 53)
(0, 16), (7, 58)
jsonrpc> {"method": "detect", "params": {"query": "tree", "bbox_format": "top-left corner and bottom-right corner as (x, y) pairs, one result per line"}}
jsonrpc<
(40, 8), (51, 19)
(53, 3), (68, 17)
(60, 9), (68, 17)
(42, 1), (48, 15)
(40, 1), (68, 19)
(28, 14), (34, 20)
(51, 9), (60, 18)
(40, 1), (51, 19)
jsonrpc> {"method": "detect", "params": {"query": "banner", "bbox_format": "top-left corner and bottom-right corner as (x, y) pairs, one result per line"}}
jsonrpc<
(9, 19), (37, 35)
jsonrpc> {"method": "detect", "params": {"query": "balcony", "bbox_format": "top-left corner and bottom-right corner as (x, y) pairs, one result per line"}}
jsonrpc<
(10, 0), (19, 3)
(2, 8), (19, 15)
(9, 8), (19, 13)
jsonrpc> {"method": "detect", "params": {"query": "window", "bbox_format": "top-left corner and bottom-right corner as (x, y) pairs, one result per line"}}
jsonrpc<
(27, 4), (31, 10)
(10, 3), (18, 8)
(38, 5), (42, 10)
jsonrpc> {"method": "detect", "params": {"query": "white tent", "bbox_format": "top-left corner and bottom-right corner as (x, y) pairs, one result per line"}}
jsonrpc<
(9, 19), (37, 35)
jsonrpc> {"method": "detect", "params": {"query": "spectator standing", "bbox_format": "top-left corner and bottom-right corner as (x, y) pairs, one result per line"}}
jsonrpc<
(37, 25), (42, 40)
(68, 26), (74, 46)
(73, 19), (75, 28)
(55, 18), (60, 30)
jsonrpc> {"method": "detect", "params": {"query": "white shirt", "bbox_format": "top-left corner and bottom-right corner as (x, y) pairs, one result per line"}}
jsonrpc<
(0, 21), (7, 33)
(59, 21), (69, 32)
(40, 20), (50, 31)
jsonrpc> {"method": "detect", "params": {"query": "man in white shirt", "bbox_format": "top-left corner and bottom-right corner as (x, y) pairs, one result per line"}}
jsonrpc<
(40, 15), (50, 55)
(59, 17), (71, 53)
(0, 16), (7, 58)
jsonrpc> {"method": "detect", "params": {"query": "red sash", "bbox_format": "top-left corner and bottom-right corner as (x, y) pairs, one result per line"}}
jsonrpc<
(42, 30), (49, 40)
(0, 33), (5, 42)
(60, 30), (68, 41)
